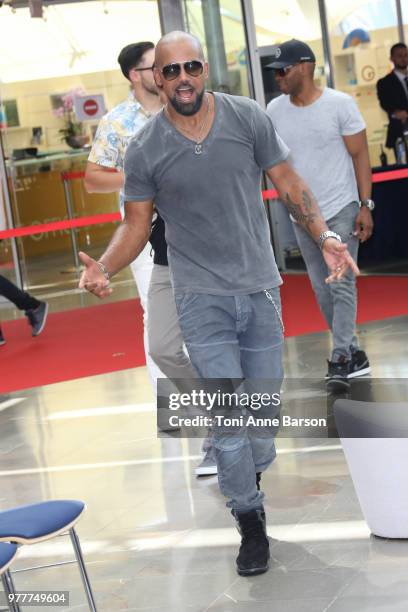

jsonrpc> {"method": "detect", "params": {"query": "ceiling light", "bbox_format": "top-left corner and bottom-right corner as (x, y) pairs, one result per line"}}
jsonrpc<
(29, 0), (42, 18)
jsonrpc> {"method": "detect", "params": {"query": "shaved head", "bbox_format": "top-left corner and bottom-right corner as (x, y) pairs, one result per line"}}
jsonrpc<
(153, 30), (208, 117)
(155, 31), (204, 67)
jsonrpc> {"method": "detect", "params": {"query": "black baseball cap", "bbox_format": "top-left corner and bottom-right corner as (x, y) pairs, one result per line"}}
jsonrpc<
(266, 39), (316, 70)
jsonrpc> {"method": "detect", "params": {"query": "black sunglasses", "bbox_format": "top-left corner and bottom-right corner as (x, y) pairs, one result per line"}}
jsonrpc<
(272, 64), (297, 77)
(272, 61), (312, 77)
(161, 60), (204, 81)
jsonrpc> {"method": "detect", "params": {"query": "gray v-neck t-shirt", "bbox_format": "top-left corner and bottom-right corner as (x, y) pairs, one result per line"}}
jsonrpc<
(124, 92), (289, 295)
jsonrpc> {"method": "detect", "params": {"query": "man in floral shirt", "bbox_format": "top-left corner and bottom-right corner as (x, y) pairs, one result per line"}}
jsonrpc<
(85, 41), (163, 390)
(84, 43), (207, 456)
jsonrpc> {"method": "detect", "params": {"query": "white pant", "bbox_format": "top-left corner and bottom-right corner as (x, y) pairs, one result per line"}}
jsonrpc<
(129, 243), (164, 396)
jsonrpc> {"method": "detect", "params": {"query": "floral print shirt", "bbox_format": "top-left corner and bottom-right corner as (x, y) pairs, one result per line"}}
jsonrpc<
(88, 91), (151, 212)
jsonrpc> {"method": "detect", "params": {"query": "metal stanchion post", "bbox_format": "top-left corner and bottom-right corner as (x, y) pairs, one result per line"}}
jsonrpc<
(61, 172), (80, 271)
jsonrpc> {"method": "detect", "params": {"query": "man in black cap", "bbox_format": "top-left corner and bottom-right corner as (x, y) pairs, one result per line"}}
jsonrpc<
(85, 42), (164, 391)
(267, 39), (373, 391)
(377, 43), (408, 160)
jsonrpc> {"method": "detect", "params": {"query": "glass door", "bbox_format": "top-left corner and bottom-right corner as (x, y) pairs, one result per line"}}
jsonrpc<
(325, 0), (399, 167)
(183, 0), (252, 96)
(0, 128), (22, 306)
(0, 0), (162, 297)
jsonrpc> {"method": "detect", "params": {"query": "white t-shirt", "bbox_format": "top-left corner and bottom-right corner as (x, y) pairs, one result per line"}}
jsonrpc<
(267, 87), (365, 220)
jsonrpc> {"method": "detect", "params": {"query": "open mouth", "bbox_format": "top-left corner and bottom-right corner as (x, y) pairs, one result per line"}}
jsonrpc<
(175, 86), (195, 103)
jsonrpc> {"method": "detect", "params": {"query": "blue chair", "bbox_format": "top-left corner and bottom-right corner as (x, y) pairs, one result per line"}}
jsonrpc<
(0, 500), (97, 611)
(0, 542), (18, 612)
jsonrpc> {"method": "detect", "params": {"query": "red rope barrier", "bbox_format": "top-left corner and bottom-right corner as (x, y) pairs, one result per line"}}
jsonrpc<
(372, 168), (408, 183)
(0, 213), (121, 239)
(262, 189), (278, 199)
(1, 167), (407, 240)
(61, 171), (86, 181)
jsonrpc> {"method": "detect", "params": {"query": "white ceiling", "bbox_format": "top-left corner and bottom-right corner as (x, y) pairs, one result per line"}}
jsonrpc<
(0, 0), (161, 83)
(0, 0), (399, 83)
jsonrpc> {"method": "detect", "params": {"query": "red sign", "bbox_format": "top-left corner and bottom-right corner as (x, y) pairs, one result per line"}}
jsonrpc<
(83, 99), (99, 116)
(74, 94), (105, 121)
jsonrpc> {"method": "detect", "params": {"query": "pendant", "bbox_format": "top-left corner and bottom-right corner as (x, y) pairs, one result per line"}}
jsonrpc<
(195, 143), (202, 155)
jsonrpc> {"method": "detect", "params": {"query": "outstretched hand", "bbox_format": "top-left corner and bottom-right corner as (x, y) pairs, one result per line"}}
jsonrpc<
(322, 238), (360, 283)
(78, 251), (113, 299)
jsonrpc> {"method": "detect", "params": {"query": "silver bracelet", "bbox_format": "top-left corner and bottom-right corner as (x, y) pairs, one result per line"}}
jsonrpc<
(318, 230), (342, 251)
(97, 261), (111, 281)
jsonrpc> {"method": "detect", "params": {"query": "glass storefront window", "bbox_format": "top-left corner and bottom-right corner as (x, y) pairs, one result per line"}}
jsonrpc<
(0, 179), (18, 303)
(325, 0), (399, 166)
(0, 0), (161, 294)
(183, 0), (251, 96)
(404, 0), (408, 37)
(252, 0), (327, 104)
(0, 135), (22, 303)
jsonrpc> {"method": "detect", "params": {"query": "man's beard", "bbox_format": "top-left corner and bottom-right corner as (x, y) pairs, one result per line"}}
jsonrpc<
(169, 88), (204, 116)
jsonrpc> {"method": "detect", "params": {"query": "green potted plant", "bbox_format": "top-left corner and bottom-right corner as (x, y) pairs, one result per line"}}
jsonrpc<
(53, 88), (89, 149)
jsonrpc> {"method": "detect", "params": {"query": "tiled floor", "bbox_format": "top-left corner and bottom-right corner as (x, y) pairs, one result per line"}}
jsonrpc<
(1, 315), (408, 611)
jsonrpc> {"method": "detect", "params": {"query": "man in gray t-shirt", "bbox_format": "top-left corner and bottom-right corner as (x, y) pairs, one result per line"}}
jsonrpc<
(267, 39), (374, 391)
(124, 87), (287, 295)
(79, 31), (358, 578)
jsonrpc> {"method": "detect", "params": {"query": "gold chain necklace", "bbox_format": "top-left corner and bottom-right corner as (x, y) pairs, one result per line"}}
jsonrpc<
(165, 93), (210, 155)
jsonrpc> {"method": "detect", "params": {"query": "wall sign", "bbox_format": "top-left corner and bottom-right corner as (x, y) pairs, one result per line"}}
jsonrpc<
(361, 65), (375, 82)
(74, 95), (106, 121)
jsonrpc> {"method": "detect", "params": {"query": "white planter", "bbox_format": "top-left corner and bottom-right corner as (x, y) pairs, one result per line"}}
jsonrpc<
(334, 400), (408, 539)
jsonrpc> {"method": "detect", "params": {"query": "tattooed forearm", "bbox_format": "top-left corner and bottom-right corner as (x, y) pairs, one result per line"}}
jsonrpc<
(302, 190), (315, 214)
(285, 191), (318, 227)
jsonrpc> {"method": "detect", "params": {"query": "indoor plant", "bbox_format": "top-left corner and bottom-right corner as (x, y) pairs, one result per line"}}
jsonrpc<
(53, 88), (89, 148)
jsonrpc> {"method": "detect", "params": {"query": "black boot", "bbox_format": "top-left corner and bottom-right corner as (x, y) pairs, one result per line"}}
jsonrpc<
(233, 508), (269, 576)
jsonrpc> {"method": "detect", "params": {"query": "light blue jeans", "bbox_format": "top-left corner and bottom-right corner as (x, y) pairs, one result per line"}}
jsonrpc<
(293, 202), (360, 362)
(174, 288), (284, 512)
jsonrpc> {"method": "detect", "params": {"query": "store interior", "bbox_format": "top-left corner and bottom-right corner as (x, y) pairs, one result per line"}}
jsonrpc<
(0, 0), (407, 304)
